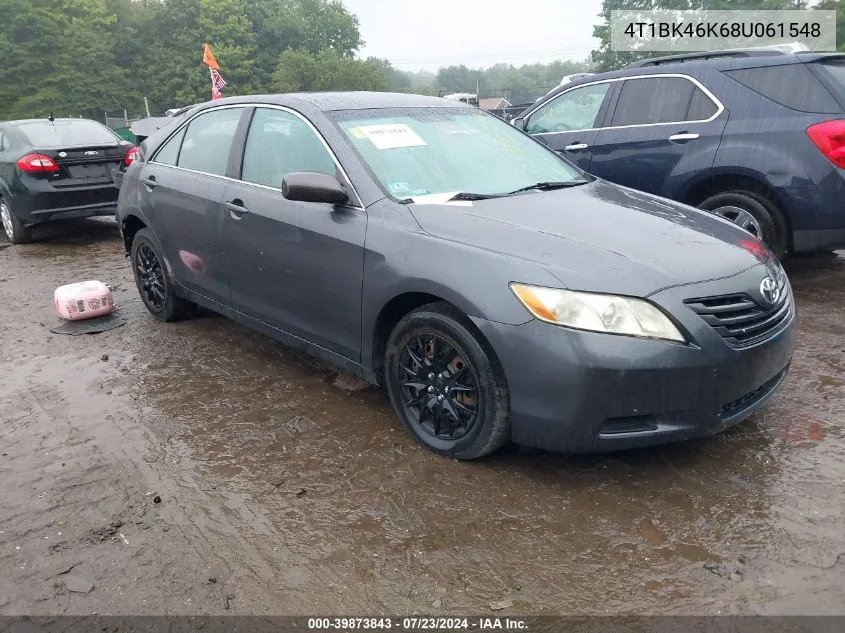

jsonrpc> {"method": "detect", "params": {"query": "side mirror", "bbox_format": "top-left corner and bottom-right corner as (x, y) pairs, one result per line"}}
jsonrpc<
(282, 172), (349, 205)
(512, 117), (525, 130)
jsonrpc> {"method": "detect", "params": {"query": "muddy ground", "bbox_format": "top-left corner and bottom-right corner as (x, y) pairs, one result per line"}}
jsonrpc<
(0, 219), (843, 616)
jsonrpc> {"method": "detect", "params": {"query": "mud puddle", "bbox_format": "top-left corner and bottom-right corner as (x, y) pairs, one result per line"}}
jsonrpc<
(0, 222), (843, 614)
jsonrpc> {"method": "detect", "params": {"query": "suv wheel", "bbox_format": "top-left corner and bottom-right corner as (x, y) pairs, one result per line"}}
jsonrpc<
(130, 228), (189, 321)
(0, 198), (32, 244)
(699, 191), (787, 258)
(384, 302), (510, 460)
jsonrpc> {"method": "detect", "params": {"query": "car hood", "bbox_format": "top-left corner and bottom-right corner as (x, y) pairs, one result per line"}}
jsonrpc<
(407, 179), (774, 297)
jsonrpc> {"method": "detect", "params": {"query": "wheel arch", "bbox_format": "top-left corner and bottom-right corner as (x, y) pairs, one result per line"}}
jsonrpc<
(679, 170), (793, 250)
(121, 213), (147, 255)
(369, 291), (503, 388)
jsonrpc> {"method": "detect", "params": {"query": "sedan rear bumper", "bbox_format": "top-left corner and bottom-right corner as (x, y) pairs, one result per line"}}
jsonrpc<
(471, 301), (795, 453)
(10, 184), (119, 226)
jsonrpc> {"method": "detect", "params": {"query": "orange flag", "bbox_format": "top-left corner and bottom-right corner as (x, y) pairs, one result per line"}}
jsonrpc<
(202, 43), (220, 70)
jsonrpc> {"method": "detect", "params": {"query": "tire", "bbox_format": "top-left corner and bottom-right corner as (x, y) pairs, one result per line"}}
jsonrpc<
(0, 197), (33, 244)
(384, 302), (510, 460)
(698, 191), (787, 258)
(130, 228), (189, 322)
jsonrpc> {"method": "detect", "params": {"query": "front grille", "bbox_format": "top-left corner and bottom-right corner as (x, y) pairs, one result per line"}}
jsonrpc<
(720, 366), (788, 418)
(684, 285), (793, 348)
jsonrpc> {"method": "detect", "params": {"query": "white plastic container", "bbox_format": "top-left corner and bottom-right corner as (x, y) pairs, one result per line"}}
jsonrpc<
(55, 281), (113, 321)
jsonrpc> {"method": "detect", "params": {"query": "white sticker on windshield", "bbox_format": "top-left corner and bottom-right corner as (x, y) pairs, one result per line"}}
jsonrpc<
(356, 124), (427, 150)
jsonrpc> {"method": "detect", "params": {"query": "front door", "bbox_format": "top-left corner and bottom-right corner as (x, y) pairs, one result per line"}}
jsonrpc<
(588, 76), (728, 197)
(138, 106), (245, 304)
(523, 82), (614, 172)
(221, 106), (367, 362)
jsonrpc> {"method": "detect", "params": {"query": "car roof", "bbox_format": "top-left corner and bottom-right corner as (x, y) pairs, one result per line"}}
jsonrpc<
(4, 118), (101, 126)
(534, 50), (845, 104)
(185, 91), (470, 115)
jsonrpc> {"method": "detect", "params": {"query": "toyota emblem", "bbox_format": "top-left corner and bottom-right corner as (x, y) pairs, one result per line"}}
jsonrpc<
(760, 277), (780, 306)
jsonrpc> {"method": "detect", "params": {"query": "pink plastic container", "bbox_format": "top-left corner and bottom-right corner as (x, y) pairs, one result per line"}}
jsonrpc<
(55, 281), (113, 321)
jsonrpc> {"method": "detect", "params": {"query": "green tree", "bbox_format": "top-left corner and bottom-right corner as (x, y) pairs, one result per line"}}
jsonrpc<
(816, 0), (844, 51)
(270, 49), (389, 92)
(0, 0), (131, 119)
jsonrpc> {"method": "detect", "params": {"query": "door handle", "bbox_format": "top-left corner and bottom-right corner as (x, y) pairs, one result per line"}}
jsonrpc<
(564, 143), (589, 151)
(668, 133), (700, 143)
(140, 175), (157, 189)
(225, 199), (249, 218)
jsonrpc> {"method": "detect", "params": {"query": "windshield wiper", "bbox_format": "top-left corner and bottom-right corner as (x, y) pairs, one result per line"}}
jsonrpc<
(506, 181), (587, 196)
(448, 192), (497, 201)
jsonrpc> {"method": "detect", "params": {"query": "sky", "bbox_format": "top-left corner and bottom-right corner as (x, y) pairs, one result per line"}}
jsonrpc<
(340, 0), (603, 72)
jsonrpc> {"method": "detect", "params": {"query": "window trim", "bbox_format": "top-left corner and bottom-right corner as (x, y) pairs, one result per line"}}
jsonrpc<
(525, 73), (724, 135)
(149, 103), (364, 210)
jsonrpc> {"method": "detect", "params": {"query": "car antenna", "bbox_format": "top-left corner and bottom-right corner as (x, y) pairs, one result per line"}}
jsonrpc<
(48, 105), (55, 123)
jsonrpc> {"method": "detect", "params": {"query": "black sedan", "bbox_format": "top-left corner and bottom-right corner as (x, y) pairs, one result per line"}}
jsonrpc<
(115, 93), (795, 459)
(0, 118), (139, 243)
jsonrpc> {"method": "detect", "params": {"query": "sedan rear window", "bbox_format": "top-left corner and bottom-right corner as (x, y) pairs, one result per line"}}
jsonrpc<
(16, 120), (120, 148)
(332, 107), (586, 200)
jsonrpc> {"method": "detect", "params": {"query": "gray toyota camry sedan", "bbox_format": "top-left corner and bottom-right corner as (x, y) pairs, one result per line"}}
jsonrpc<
(115, 92), (795, 460)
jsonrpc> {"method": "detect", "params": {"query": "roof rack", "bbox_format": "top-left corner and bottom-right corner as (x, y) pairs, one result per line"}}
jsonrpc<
(625, 46), (798, 69)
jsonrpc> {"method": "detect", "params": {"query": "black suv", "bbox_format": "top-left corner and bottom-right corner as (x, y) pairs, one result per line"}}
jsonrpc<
(513, 48), (845, 257)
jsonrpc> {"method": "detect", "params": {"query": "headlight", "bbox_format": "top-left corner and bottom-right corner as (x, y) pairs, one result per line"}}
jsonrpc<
(510, 283), (685, 342)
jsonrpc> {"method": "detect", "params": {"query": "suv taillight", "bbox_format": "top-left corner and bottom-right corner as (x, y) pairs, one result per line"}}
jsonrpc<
(807, 120), (845, 169)
(124, 146), (141, 166)
(17, 153), (60, 173)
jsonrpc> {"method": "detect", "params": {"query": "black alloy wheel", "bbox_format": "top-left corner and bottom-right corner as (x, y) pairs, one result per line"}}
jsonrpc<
(130, 228), (188, 322)
(398, 333), (481, 442)
(385, 302), (510, 460)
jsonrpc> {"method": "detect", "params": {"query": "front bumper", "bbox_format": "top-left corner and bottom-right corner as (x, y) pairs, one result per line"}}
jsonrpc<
(472, 267), (796, 453)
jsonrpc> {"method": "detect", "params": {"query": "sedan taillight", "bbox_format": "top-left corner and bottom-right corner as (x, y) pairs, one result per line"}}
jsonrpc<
(17, 153), (60, 173)
(806, 119), (845, 169)
(124, 146), (142, 166)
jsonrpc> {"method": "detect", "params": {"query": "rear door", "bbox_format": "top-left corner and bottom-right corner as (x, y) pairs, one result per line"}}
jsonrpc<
(136, 106), (246, 304)
(14, 120), (130, 189)
(588, 75), (728, 198)
(522, 82), (615, 171)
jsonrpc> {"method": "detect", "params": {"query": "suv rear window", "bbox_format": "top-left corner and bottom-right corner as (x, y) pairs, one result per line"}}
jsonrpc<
(723, 64), (842, 113)
(817, 60), (845, 101)
(16, 120), (120, 148)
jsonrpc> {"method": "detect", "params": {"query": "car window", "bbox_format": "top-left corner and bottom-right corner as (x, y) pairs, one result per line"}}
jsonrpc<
(15, 120), (120, 148)
(818, 61), (845, 91)
(0, 131), (6, 152)
(611, 77), (702, 127)
(152, 127), (186, 166)
(525, 83), (610, 134)
(241, 108), (337, 188)
(332, 106), (586, 200)
(724, 64), (841, 113)
(686, 87), (719, 120)
(176, 107), (243, 177)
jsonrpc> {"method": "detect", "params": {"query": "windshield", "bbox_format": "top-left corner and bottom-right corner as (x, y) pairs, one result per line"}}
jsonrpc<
(331, 107), (586, 200)
(17, 120), (120, 148)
